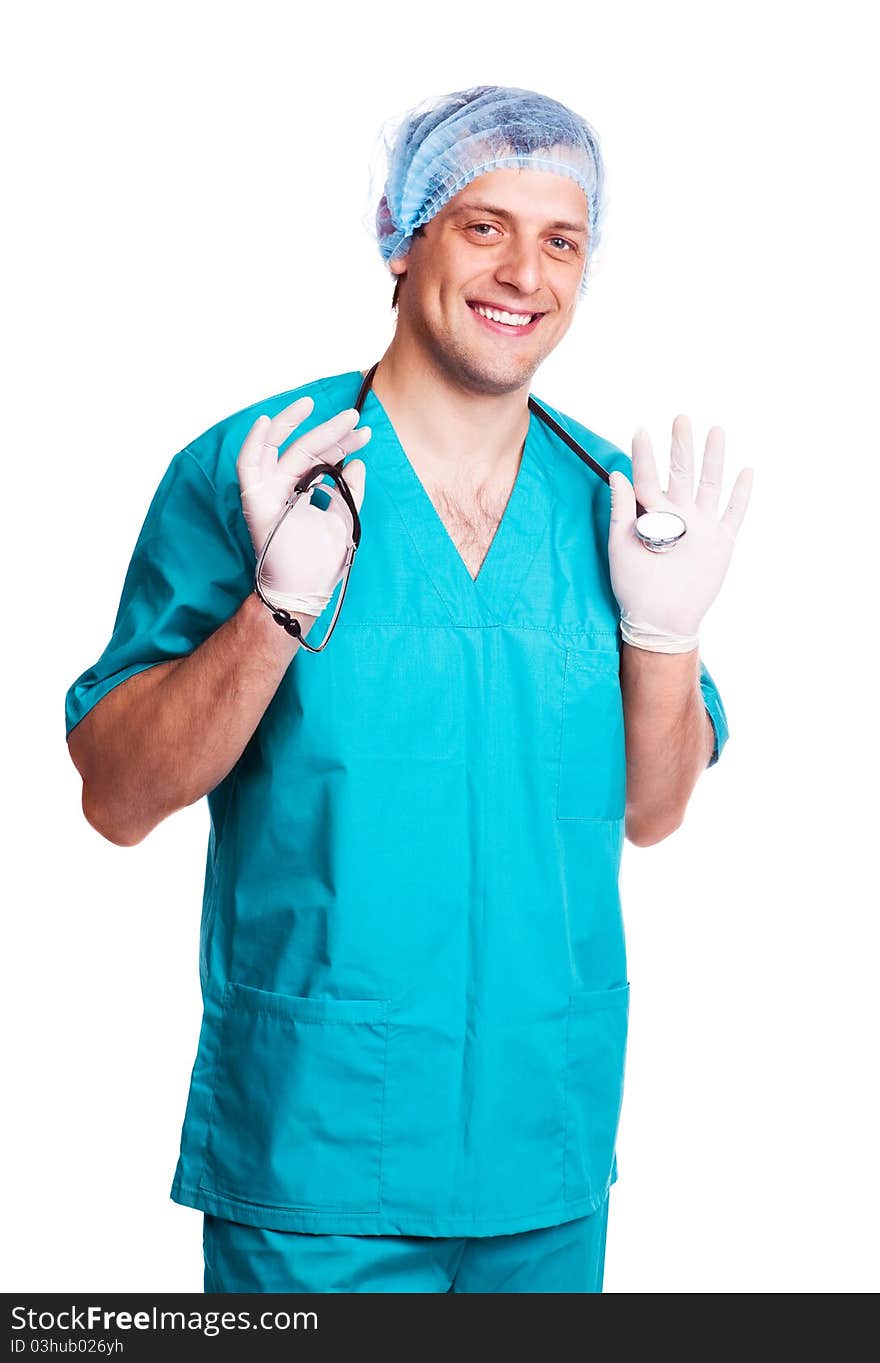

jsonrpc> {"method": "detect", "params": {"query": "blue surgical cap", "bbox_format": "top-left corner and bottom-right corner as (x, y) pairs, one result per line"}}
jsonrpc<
(366, 85), (608, 297)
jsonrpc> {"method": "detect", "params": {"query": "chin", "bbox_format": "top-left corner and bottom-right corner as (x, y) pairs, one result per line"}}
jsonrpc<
(432, 338), (533, 395)
(464, 351), (540, 395)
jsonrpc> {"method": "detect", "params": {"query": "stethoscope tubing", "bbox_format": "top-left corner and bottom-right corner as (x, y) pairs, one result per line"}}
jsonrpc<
(255, 361), (686, 642)
(355, 360), (650, 514)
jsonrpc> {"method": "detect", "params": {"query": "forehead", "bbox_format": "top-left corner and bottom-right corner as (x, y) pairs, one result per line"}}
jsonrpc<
(439, 166), (589, 232)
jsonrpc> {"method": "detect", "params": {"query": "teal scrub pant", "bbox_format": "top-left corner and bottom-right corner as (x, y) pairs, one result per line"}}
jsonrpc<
(203, 1195), (609, 1293)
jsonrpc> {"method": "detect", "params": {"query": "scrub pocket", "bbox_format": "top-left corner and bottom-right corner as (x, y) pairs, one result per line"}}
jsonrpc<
(199, 982), (389, 1213)
(563, 983), (629, 1205)
(556, 646), (626, 821)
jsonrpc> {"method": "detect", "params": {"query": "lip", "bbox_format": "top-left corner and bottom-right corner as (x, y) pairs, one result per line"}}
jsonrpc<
(466, 300), (544, 336)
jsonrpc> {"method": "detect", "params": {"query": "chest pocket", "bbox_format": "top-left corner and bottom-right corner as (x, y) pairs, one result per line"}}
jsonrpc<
(556, 646), (626, 821)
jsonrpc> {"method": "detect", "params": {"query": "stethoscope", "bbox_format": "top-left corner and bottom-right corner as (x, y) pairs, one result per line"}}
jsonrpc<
(254, 361), (686, 650)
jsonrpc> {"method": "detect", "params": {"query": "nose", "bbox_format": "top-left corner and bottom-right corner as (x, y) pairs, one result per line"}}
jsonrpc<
(493, 233), (545, 299)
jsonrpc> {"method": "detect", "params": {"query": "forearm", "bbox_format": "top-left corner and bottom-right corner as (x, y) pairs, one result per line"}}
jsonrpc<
(68, 592), (315, 846)
(620, 641), (715, 846)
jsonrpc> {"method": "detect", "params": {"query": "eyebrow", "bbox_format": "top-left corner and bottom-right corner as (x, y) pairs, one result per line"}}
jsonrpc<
(448, 200), (589, 234)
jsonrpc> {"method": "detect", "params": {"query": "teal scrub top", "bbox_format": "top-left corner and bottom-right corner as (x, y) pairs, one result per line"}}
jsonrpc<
(65, 369), (729, 1237)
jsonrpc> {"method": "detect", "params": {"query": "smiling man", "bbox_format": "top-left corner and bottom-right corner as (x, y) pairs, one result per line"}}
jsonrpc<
(372, 165), (591, 582)
(65, 85), (752, 1294)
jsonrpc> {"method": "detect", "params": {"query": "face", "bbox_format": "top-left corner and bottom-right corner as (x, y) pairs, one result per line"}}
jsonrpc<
(389, 164), (590, 396)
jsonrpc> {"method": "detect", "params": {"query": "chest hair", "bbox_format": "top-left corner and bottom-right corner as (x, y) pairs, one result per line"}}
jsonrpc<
(425, 471), (517, 581)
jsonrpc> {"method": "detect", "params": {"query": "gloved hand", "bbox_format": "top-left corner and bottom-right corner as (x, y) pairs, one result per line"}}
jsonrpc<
(608, 416), (754, 653)
(236, 396), (370, 615)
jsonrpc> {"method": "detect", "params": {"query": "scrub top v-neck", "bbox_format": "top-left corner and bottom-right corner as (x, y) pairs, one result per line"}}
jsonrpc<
(357, 375), (554, 628)
(64, 366), (730, 1240)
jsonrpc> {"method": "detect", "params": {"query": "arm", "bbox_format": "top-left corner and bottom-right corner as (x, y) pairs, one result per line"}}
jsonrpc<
(621, 642), (715, 847)
(67, 594), (316, 847)
(65, 395), (370, 848)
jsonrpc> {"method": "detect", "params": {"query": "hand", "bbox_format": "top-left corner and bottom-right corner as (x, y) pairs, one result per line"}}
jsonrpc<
(236, 396), (370, 614)
(608, 416), (753, 650)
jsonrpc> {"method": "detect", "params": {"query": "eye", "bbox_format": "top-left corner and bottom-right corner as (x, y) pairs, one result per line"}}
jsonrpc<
(467, 224), (577, 253)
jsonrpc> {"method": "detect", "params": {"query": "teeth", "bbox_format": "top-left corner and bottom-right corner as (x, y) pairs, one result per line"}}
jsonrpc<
(472, 304), (534, 327)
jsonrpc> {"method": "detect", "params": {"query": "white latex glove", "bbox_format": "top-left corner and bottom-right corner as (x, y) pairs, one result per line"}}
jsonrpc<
(608, 416), (754, 653)
(236, 396), (370, 615)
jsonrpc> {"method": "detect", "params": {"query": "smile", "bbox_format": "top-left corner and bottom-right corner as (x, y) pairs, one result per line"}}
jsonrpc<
(466, 301), (544, 336)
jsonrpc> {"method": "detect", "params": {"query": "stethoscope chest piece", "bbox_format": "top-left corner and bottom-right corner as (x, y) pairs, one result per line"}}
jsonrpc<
(634, 509), (688, 553)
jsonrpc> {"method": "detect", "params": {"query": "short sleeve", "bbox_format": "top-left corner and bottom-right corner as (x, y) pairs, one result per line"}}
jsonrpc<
(65, 447), (251, 739)
(699, 658), (729, 768)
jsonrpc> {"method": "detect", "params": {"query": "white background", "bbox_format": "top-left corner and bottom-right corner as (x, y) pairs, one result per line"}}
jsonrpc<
(4, 0), (877, 1294)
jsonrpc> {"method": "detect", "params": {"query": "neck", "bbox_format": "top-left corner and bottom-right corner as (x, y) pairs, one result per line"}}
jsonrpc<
(366, 331), (533, 484)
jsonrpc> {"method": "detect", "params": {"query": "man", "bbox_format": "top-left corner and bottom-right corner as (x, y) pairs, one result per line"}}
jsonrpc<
(65, 85), (752, 1293)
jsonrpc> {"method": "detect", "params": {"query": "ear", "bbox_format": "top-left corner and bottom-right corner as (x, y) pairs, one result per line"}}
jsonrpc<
(389, 253), (408, 280)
